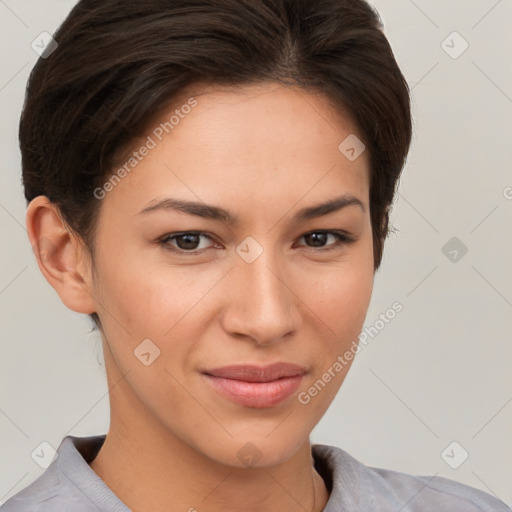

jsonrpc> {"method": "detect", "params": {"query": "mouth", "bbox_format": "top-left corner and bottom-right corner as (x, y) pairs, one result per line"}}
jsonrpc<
(201, 363), (307, 408)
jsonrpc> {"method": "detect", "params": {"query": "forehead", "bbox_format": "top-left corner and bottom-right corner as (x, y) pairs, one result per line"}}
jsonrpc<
(100, 81), (370, 219)
(176, 80), (365, 152)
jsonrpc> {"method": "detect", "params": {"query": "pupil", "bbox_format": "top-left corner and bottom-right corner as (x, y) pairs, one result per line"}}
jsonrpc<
(177, 234), (200, 250)
(306, 232), (326, 247)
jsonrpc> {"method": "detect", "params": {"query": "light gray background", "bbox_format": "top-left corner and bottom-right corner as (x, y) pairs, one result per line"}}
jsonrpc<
(1, 0), (511, 507)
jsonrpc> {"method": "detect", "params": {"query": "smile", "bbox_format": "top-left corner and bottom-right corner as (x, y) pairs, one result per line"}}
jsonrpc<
(202, 363), (306, 408)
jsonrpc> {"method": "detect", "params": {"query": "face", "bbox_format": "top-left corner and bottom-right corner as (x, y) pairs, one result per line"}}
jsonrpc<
(88, 82), (374, 468)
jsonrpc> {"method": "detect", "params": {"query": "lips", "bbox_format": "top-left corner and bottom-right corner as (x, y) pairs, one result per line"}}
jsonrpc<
(203, 363), (307, 382)
(202, 363), (307, 408)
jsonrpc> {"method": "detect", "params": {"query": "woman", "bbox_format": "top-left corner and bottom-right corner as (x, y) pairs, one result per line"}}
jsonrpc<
(1, 0), (509, 510)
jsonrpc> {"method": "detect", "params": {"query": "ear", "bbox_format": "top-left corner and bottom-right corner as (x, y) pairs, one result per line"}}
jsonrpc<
(26, 196), (97, 315)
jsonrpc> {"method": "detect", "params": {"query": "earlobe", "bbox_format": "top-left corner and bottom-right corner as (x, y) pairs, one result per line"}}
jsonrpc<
(26, 196), (97, 315)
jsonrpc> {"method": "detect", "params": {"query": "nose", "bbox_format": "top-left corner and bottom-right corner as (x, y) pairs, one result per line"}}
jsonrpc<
(220, 246), (301, 346)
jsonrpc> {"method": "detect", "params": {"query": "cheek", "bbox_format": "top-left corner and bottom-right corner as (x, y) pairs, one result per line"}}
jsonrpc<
(93, 239), (223, 334)
(318, 274), (372, 368)
(301, 249), (374, 334)
(301, 250), (374, 377)
(308, 266), (372, 314)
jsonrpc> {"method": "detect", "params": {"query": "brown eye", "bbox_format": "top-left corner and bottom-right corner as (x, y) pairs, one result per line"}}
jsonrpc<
(160, 232), (216, 253)
(298, 230), (354, 251)
(303, 232), (329, 247)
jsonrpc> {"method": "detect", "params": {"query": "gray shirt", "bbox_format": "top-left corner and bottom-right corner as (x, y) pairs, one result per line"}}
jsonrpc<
(1, 434), (509, 511)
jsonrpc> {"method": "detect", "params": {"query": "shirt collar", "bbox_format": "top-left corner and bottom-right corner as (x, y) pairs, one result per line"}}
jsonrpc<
(58, 435), (360, 511)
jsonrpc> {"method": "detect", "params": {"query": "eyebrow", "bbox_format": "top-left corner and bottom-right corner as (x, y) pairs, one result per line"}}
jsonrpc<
(138, 194), (365, 225)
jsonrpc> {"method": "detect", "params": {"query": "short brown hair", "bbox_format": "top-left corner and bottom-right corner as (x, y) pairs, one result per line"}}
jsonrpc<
(20, 0), (412, 326)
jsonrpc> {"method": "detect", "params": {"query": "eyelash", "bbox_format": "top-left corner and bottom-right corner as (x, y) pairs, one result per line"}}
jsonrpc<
(158, 230), (355, 256)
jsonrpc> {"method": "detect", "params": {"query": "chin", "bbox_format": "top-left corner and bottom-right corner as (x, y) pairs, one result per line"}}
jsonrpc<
(196, 431), (309, 470)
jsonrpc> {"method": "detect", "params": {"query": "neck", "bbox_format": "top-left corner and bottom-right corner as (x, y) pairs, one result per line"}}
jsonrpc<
(90, 421), (329, 512)
(89, 365), (329, 512)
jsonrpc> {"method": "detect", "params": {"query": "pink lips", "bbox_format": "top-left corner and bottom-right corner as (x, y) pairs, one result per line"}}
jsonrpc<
(202, 363), (306, 408)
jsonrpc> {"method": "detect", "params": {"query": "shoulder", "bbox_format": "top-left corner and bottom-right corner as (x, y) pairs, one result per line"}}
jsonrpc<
(0, 435), (120, 512)
(0, 462), (66, 512)
(313, 444), (511, 512)
(364, 465), (511, 511)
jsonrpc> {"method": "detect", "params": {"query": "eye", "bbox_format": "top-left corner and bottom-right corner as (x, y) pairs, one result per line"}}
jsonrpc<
(158, 229), (355, 256)
(296, 230), (355, 251)
(159, 231), (217, 253)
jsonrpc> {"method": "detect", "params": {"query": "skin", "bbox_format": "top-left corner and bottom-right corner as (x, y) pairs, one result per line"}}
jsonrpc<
(27, 81), (375, 512)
